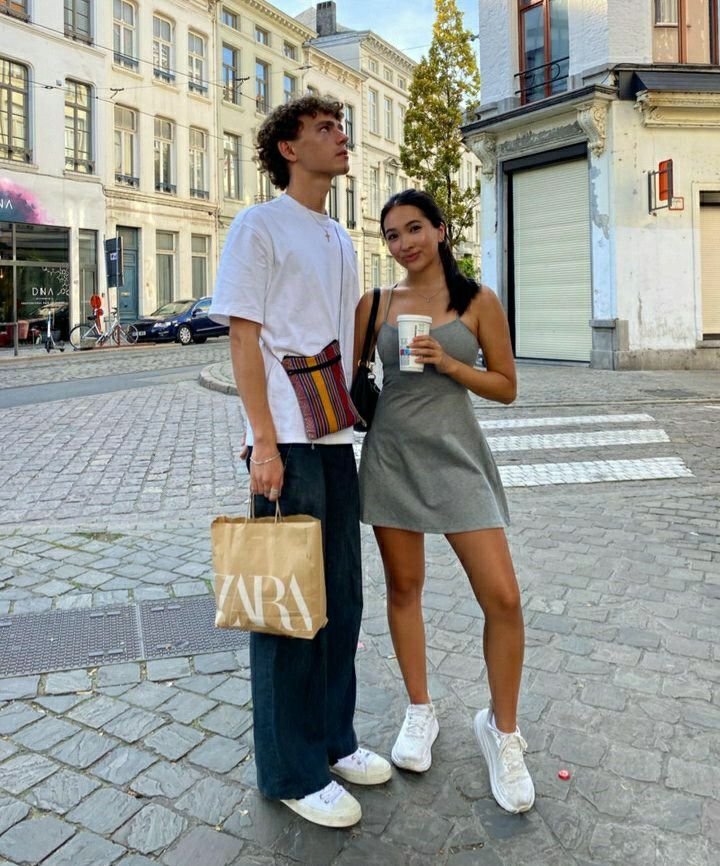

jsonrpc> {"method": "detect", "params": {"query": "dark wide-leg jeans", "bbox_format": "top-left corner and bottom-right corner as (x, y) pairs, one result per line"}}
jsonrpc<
(246, 444), (363, 800)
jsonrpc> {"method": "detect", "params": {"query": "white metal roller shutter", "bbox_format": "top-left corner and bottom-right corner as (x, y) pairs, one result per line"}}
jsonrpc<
(513, 159), (592, 361)
(700, 205), (720, 337)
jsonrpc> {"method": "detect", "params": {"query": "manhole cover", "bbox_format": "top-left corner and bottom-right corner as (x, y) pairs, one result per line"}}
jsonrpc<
(0, 595), (249, 677)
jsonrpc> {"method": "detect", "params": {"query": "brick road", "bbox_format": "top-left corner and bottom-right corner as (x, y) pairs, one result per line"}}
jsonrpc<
(0, 345), (718, 865)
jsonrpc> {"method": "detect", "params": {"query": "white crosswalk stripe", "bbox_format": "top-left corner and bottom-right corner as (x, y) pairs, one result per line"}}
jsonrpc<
(486, 428), (669, 452)
(480, 413), (655, 430)
(500, 457), (692, 488)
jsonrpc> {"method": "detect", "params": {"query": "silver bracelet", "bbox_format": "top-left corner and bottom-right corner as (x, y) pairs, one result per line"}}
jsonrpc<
(249, 452), (281, 466)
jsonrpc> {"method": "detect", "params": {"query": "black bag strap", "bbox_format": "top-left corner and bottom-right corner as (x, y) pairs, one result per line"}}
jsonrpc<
(359, 288), (381, 366)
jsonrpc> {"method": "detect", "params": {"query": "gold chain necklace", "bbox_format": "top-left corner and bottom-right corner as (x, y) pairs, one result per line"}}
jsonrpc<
(411, 286), (446, 303)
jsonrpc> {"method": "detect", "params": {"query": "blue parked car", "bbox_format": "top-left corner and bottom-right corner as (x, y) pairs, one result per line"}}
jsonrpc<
(131, 297), (228, 345)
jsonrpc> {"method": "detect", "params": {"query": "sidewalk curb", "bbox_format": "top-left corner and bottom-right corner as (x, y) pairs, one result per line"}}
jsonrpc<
(198, 362), (237, 396)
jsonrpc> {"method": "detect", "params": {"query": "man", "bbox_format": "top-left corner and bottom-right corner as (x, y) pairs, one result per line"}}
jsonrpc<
(210, 96), (391, 828)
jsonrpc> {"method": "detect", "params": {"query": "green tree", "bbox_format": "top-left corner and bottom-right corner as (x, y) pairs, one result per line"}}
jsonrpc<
(400, 0), (481, 248)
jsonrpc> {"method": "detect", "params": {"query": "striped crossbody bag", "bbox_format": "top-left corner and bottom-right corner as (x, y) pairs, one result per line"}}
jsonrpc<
(279, 226), (362, 440)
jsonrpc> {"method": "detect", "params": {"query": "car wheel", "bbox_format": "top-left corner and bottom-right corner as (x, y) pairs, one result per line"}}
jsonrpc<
(177, 325), (193, 345)
(193, 336), (207, 344)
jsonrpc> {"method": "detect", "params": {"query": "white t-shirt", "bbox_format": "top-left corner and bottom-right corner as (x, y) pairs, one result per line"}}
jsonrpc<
(210, 193), (359, 445)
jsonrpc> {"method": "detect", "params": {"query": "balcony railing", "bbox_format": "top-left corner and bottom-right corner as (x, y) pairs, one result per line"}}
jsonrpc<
(1, 1), (29, 22)
(515, 56), (570, 104)
(190, 188), (210, 199)
(115, 173), (139, 187)
(189, 80), (208, 95)
(153, 68), (176, 84)
(256, 98), (269, 115)
(64, 26), (93, 45)
(65, 156), (95, 174)
(155, 181), (177, 194)
(0, 145), (32, 163)
(114, 52), (139, 71)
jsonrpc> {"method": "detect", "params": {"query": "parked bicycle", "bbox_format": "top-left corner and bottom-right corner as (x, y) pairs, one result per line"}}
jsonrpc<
(69, 307), (138, 350)
(41, 304), (65, 353)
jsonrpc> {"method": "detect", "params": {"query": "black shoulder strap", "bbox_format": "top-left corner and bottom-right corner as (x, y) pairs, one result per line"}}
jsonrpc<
(360, 288), (381, 364)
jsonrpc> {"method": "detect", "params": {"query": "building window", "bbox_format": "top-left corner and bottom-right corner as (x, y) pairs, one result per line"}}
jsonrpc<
(65, 0), (92, 43)
(154, 117), (175, 193)
(284, 41), (297, 60)
(652, 1), (718, 64)
(384, 96), (394, 139)
(79, 229), (97, 319)
(371, 253), (381, 287)
(399, 175), (408, 191)
(369, 58), (379, 74)
(398, 75), (406, 90)
(384, 170), (396, 202)
(517, 0), (569, 104)
(368, 88), (379, 134)
(222, 8), (238, 29)
(345, 104), (355, 149)
(255, 26), (269, 45)
(655, 0), (678, 24)
(1, 1), (29, 23)
(223, 132), (241, 199)
(328, 176), (339, 220)
(64, 80), (93, 173)
(385, 256), (395, 285)
(256, 60), (269, 113)
(113, 0), (137, 69)
(114, 105), (137, 186)
(383, 66), (393, 83)
(257, 167), (273, 202)
(191, 235), (209, 298)
(346, 176), (356, 229)
(153, 15), (175, 83)
(189, 128), (208, 198)
(399, 104), (406, 144)
(156, 231), (176, 306)
(188, 32), (207, 94)
(0, 58), (30, 162)
(369, 167), (380, 218)
(283, 73), (296, 104)
(222, 45), (241, 104)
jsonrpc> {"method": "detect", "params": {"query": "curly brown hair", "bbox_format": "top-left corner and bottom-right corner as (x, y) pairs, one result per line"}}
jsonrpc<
(256, 95), (344, 190)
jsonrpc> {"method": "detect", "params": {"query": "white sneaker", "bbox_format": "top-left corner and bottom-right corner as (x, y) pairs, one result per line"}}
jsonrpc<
(281, 780), (361, 828)
(391, 703), (440, 772)
(474, 708), (535, 813)
(331, 747), (392, 785)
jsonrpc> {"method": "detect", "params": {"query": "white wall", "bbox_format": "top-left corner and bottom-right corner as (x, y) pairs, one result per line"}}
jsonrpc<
(610, 102), (720, 350)
(477, 0), (514, 107)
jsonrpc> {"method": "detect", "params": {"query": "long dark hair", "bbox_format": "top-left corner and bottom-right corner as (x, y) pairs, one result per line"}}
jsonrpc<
(380, 189), (480, 315)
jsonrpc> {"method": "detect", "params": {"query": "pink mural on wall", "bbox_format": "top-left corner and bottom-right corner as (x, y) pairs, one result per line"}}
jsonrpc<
(0, 177), (49, 224)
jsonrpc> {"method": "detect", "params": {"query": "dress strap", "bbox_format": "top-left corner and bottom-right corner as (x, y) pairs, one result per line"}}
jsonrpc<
(382, 285), (396, 324)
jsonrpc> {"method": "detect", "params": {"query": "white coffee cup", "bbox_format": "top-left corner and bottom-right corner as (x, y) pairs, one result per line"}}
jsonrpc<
(397, 314), (433, 372)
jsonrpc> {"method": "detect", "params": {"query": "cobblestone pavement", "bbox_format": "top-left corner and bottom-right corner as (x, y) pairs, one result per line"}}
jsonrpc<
(0, 340), (230, 390)
(0, 347), (719, 865)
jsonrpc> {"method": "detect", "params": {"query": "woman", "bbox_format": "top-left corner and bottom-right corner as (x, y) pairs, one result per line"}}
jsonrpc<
(354, 190), (534, 814)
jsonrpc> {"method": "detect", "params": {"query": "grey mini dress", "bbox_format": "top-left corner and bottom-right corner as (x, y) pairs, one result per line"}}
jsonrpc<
(359, 303), (510, 534)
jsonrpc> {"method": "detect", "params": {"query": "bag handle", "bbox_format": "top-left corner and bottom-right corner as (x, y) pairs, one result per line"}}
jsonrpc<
(248, 497), (283, 522)
(359, 288), (381, 368)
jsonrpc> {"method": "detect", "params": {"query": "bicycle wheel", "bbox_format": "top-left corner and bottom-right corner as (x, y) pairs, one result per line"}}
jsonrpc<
(123, 324), (139, 345)
(69, 324), (95, 350)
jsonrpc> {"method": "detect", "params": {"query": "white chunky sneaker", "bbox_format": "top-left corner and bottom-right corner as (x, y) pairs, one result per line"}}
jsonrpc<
(474, 708), (535, 813)
(331, 747), (392, 785)
(281, 780), (361, 827)
(391, 703), (440, 772)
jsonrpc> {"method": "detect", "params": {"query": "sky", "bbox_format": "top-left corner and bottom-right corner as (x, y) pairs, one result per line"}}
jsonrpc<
(269, 0), (480, 63)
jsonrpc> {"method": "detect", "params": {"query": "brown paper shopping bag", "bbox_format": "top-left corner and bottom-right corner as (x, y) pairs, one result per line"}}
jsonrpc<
(211, 502), (327, 640)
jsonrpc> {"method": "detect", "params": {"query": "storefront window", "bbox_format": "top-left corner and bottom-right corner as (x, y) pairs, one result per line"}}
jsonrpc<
(79, 229), (97, 321)
(14, 224), (70, 263)
(0, 222), (71, 345)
